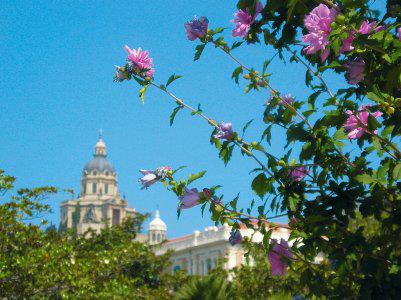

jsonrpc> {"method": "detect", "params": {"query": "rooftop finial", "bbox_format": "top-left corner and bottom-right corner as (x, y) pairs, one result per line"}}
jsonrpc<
(155, 209), (160, 218)
(99, 128), (103, 140)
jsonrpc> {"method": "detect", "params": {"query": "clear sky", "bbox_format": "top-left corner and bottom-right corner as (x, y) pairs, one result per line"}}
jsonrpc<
(0, 1), (383, 237)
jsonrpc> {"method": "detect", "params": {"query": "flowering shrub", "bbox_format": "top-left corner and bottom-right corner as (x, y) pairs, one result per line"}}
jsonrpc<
(116, 1), (401, 298)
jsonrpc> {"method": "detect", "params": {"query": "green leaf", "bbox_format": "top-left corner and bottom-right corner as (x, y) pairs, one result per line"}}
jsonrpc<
(138, 85), (149, 104)
(355, 174), (374, 184)
(219, 144), (234, 165)
(170, 106), (182, 126)
(251, 173), (269, 198)
(166, 74), (182, 87)
(305, 70), (312, 87)
(231, 41), (243, 50)
(232, 66), (243, 84)
(194, 44), (206, 61)
(187, 170), (206, 185)
(333, 128), (348, 140)
(318, 61), (342, 72)
(289, 195), (299, 211)
(242, 119), (253, 136)
(392, 163), (401, 180)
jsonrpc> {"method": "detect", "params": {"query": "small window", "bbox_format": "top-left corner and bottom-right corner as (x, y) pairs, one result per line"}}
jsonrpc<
(83, 182), (87, 194)
(207, 258), (212, 273)
(105, 172), (109, 176)
(93, 171), (97, 176)
(173, 265), (181, 273)
(92, 183), (97, 194)
(105, 184), (108, 194)
(152, 233), (156, 241)
(157, 233), (161, 242)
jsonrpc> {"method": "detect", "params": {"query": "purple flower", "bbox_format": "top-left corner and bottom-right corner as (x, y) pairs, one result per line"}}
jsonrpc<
(302, 4), (337, 61)
(339, 33), (355, 54)
(231, 1), (263, 38)
(214, 122), (233, 140)
(344, 58), (365, 85)
(139, 170), (158, 189)
(139, 166), (171, 189)
(113, 65), (127, 82)
(125, 45), (155, 77)
(179, 188), (200, 209)
(289, 167), (310, 182)
(229, 230), (243, 246)
(185, 16), (209, 41)
(280, 94), (295, 105)
(358, 20), (377, 35)
(398, 28), (401, 41)
(344, 105), (383, 140)
(268, 239), (293, 276)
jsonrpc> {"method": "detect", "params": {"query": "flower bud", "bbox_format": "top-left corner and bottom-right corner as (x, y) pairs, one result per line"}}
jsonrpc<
(243, 74), (250, 79)
(278, 160), (286, 167)
(180, 179), (186, 185)
(335, 14), (345, 25)
(387, 106), (395, 115)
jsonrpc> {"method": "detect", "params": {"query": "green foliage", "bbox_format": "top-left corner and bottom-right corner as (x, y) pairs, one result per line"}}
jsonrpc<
(173, 274), (233, 300)
(0, 170), (183, 299)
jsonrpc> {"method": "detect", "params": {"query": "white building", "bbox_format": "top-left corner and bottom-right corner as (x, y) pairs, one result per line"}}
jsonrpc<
(59, 132), (136, 234)
(150, 212), (291, 275)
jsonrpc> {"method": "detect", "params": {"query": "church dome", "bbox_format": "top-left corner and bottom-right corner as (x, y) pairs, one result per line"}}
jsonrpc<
(149, 210), (167, 231)
(83, 130), (116, 174)
(84, 156), (115, 173)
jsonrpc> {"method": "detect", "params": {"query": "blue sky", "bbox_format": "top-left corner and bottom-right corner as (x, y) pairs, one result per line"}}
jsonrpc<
(0, 1), (383, 237)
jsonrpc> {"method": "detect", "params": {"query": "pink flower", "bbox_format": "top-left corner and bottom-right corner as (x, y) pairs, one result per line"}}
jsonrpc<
(339, 33), (355, 54)
(344, 105), (383, 140)
(268, 239), (293, 276)
(289, 166), (310, 182)
(398, 28), (401, 41)
(358, 20), (377, 35)
(344, 58), (365, 85)
(302, 4), (337, 61)
(185, 16), (209, 41)
(231, 1), (263, 38)
(125, 46), (154, 77)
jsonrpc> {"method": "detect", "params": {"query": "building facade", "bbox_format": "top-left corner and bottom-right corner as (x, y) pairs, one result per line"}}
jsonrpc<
(149, 213), (291, 276)
(59, 132), (136, 234)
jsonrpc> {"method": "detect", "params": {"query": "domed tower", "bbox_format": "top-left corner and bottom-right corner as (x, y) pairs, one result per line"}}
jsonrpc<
(148, 210), (167, 245)
(60, 130), (136, 235)
(81, 130), (118, 199)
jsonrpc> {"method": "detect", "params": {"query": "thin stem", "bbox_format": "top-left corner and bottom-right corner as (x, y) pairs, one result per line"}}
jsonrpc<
(150, 82), (275, 176)
(285, 46), (336, 101)
(213, 199), (287, 224)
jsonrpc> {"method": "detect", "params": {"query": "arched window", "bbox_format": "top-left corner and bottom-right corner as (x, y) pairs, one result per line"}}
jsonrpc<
(93, 171), (97, 176)
(92, 183), (97, 194)
(152, 233), (156, 241)
(105, 171), (109, 176)
(105, 184), (108, 194)
(207, 258), (212, 273)
(157, 233), (161, 242)
(83, 182), (87, 194)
